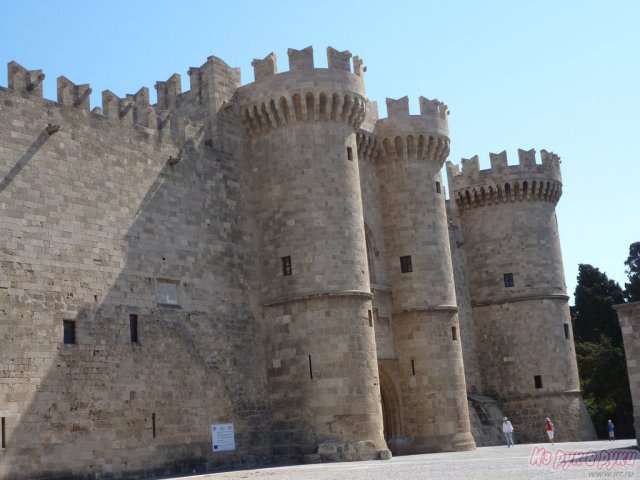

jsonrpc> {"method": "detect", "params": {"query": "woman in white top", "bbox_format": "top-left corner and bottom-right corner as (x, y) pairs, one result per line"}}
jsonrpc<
(502, 417), (515, 447)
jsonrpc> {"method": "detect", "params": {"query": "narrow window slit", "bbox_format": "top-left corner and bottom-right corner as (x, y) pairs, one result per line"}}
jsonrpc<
(452, 326), (457, 340)
(152, 413), (156, 438)
(130, 314), (139, 343)
(411, 359), (416, 376)
(63, 320), (76, 344)
(368, 310), (373, 327)
(308, 355), (313, 379)
(282, 256), (292, 276)
(347, 146), (353, 161)
(563, 323), (570, 339)
(1, 417), (5, 448)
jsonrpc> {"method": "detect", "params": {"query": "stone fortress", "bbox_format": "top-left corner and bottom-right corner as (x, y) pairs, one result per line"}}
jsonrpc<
(0, 46), (595, 479)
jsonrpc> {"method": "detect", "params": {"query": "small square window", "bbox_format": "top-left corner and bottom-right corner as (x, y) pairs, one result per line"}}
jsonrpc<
(534, 375), (543, 389)
(282, 256), (292, 276)
(400, 255), (412, 273)
(347, 147), (353, 161)
(503, 273), (514, 288)
(63, 320), (76, 344)
(436, 181), (441, 194)
(156, 280), (178, 305)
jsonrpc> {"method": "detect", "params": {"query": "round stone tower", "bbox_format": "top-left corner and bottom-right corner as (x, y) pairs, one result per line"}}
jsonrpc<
(446, 149), (595, 442)
(375, 97), (476, 453)
(238, 47), (388, 460)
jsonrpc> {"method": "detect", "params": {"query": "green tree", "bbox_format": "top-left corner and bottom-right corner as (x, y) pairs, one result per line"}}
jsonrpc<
(571, 264), (625, 345)
(574, 337), (634, 438)
(624, 241), (640, 302)
(571, 264), (634, 438)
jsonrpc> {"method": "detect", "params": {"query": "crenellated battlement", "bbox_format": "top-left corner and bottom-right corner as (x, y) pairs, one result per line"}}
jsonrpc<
(5, 61), (209, 146)
(374, 96), (450, 166)
(57, 76), (92, 110)
(8, 61), (45, 97)
(249, 46), (365, 83)
(238, 46), (369, 136)
(446, 149), (563, 209)
(384, 95), (448, 121)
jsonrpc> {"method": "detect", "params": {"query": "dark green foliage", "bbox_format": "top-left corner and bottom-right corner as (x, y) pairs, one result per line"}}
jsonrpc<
(571, 264), (635, 439)
(624, 242), (640, 302)
(571, 265), (625, 345)
(574, 337), (634, 439)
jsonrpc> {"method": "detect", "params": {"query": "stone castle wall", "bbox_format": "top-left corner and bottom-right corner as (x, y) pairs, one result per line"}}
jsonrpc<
(0, 47), (596, 479)
(614, 302), (640, 443)
(0, 65), (269, 479)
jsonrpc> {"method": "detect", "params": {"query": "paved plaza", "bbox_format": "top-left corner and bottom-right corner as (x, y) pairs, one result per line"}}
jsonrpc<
(162, 440), (639, 480)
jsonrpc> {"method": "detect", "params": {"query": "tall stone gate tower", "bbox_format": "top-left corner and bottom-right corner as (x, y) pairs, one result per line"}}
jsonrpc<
(239, 47), (387, 459)
(375, 97), (475, 453)
(446, 150), (595, 441)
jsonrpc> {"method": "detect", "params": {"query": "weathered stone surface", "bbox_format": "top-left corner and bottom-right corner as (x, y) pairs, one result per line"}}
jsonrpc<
(614, 302), (640, 443)
(0, 47), (594, 480)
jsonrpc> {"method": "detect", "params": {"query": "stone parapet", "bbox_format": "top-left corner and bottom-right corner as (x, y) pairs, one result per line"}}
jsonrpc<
(238, 47), (367, 136)
(447, 149), (562, 210)
(375, 96), (449, 167)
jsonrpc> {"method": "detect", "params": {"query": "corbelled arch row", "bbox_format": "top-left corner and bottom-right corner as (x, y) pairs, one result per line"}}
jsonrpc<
(380, 134), (449, 163)
(242, 90), (367, 136)
(455, 178), (562, 210)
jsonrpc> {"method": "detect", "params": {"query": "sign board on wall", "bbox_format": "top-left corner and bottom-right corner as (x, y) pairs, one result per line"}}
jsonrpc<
(211, 423), (235, 452)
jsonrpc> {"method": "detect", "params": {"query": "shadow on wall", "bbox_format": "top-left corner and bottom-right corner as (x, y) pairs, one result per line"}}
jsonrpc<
(0, 97), (270, 479)
(0, 130), (49, 192)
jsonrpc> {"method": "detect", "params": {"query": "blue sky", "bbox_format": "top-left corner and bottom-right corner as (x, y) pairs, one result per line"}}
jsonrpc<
(1, 0), (638, 301)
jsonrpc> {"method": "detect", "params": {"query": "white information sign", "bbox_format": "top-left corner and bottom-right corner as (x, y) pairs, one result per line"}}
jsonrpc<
(211, 423), (235, 452)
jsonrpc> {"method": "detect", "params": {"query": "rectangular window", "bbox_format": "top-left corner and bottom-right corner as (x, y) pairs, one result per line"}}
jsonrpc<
(436, 181), (441, 194)
(1, 417), (5, 449)
(534, 375), (543, 389)
(400, 255), (413, 273)
(130, 314), (139, 343)
(308, 355), (313, 379)
(347, 147), (353, 161)
(452, 326), (458, 340)
(156, 279), (178, 305)
(503, 273), (514, 288)
(411, 359), (416, 376)
(282, 256), (292, 276)
(368, 310), (373, 327)
(152, 413), (156, 438)
(63, 320), (76, 344)
(564, 323), (570, 339)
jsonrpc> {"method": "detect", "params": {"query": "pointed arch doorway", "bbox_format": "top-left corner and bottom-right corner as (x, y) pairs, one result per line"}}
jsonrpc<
(378, 362), (403, 454)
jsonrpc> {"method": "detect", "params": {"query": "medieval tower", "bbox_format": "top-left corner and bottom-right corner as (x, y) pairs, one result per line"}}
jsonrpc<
(0, 46), (594, 480)
(446, 150), (595, 442)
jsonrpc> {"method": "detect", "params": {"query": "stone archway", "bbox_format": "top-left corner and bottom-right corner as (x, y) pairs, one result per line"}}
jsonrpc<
(378, 362), (403, 453)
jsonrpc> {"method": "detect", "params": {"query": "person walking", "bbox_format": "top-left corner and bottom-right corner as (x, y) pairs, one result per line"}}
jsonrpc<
(607, 420), (615, 441)
(502, 417), (515, 447)
(544, 418), (555, 445)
